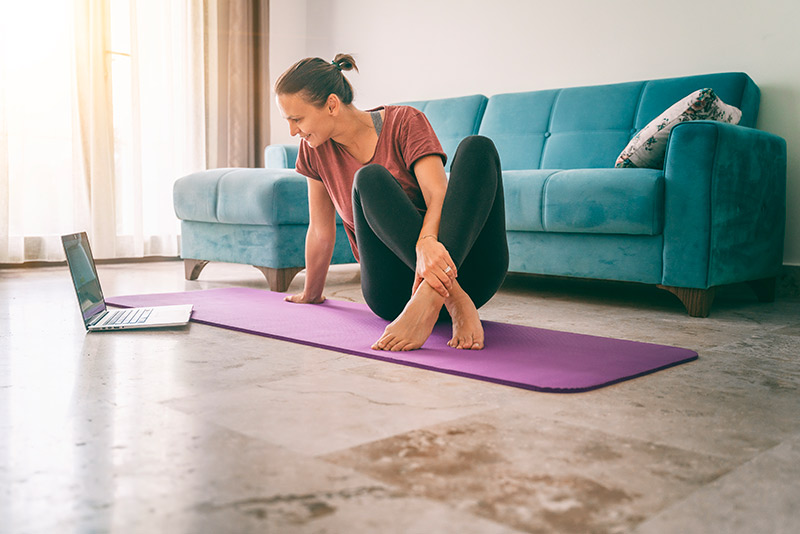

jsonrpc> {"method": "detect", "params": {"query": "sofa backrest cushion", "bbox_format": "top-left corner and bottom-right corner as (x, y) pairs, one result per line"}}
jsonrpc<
(634, 73), (759, 131)
(399, 94), (487, 171)
(479, 72), (760, 171)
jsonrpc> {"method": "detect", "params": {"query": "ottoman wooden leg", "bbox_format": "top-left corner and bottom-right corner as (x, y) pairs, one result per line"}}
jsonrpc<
(184, 259), (209, 280)
(254, 266), (303, 292)
(657, 285), (716, 318)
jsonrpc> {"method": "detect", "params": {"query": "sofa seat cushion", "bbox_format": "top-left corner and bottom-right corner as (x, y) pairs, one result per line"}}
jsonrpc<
(504, 169), (664, 235)
(503, 170), (560, 232)
(174, 168), (310, 226)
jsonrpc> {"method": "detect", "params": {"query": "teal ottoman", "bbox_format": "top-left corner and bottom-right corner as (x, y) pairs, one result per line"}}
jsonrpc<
(173, 168), (355, 291)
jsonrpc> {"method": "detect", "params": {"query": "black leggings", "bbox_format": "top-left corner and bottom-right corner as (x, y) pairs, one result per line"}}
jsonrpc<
(351, 135), (508, 321)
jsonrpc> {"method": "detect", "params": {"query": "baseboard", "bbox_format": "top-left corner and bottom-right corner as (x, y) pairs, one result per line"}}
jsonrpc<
(777, 264), (800, 298)
(0, 256), (182, 269)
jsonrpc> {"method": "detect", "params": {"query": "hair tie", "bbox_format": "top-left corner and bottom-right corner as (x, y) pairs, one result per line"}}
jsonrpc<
(331, 60), (342, 71)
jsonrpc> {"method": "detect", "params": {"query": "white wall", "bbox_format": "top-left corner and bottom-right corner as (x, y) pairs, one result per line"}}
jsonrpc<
(270, 0), (800, 265)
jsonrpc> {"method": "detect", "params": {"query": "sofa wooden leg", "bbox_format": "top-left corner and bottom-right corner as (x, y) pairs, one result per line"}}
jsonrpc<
(747, 277), (777, 302)
(184, 259), (209, 281)
(254, 266), (303, 292)
(657, 285), (716, 317)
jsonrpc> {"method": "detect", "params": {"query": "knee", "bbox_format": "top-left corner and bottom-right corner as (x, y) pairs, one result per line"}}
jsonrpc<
(452, 136), (501, 178)
(456, 135), (499, 160)
(363, 289), (406, 321)
(353, 164), (392, 200)
(367, 300), (402, 322)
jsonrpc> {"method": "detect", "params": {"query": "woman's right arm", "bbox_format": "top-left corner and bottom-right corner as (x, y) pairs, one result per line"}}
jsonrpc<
(284, 178), (336, 304)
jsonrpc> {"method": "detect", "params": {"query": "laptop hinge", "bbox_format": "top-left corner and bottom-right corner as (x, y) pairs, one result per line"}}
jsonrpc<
(87, 310), (108, 327)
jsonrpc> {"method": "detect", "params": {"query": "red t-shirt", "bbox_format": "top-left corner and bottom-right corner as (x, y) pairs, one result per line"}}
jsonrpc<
(294, 105), (446, 261)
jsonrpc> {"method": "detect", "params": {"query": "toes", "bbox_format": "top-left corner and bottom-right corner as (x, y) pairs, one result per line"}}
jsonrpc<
(374, 333), (416, 352)
(374, 332), (425, 351)
(449, 336), (466, 349)
(372, 333), (395, 351)
(390, 340), (414, 352)
(466, 335), (484, 350)
(449, 336), (467, 349)
(448, 333), (485, 350)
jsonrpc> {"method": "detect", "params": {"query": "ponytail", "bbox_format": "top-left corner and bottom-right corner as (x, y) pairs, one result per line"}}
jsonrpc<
(331, 53), (357, 72)
(275, 53), (359, 107)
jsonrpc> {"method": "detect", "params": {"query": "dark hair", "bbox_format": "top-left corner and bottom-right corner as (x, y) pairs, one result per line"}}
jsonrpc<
(275, 53), (359, 107)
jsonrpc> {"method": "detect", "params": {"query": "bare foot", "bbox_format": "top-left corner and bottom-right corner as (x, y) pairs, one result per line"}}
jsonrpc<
(372, 282), (444, 351)
(444, 282), (484, 350)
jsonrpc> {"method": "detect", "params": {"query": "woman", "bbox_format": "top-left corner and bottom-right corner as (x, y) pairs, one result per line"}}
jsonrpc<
(275, 53), (508, 352)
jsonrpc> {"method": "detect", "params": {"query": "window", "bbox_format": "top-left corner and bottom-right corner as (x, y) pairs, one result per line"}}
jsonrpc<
(0, 0), (206, 262)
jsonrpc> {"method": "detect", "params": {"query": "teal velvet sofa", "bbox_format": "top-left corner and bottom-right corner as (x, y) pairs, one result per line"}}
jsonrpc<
(173, 72), (786, 317)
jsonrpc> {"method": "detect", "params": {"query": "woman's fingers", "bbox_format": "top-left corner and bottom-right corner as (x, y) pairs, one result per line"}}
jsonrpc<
(443, 262), (457, 281)
(427, 275), (450, 298)
(415, 240), (457, 298)
(284, 292), (325, 304)
(438, 246), (457, 279)
(434, 261), (457, 293)
(438, 265), (455, 291)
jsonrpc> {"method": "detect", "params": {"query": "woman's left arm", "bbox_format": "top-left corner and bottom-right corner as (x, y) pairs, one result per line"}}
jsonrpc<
(413, 154), (457, 297)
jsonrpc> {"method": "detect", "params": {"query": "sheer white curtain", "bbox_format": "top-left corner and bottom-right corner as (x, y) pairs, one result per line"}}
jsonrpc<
(0, 0), (206, 263)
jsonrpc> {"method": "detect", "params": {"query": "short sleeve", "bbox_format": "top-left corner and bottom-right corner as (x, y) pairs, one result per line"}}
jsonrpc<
(295, 140), (322, 181)
(396, 108), (447, 171)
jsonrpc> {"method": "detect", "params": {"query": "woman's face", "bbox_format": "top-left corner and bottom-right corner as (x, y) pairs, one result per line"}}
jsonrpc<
(276, 92), (335, 148)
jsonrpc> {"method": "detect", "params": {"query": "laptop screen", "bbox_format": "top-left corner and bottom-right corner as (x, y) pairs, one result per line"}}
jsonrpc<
(62, 232), (106, 325)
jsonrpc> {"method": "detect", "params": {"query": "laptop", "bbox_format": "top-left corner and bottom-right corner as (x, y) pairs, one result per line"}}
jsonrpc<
(62, 232), (193, 331)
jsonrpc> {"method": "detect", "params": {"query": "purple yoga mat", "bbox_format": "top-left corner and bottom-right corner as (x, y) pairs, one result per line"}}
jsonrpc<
(106, 287), (697, 393)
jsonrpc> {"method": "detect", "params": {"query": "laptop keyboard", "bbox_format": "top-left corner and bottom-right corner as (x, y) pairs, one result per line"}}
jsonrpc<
(105, 308), (154, 325)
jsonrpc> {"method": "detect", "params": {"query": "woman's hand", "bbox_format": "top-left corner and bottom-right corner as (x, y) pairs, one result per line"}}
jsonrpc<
(285, 291), (326, 304)
(415, 236), (457, 298)
(288, 179), (336, 306)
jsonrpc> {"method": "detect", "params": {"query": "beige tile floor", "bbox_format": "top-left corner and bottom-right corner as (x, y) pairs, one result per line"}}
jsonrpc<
(1, 261), (799, 533)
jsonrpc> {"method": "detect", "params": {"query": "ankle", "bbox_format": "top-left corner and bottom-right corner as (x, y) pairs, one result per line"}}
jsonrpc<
(444, 282), (469, 306)
(417, 278), (447, 305)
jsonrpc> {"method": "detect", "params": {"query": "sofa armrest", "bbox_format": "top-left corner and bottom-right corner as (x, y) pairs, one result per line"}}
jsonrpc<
(662, 121), (787, 288)
(264, 144), (299, 169)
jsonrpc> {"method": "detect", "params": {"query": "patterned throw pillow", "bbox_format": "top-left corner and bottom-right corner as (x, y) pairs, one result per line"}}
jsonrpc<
(615, 88), (742, 169)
